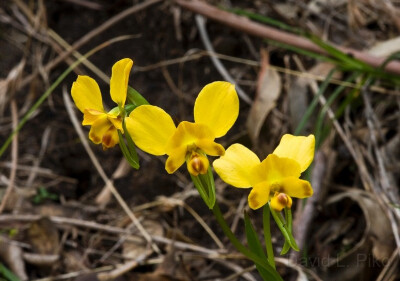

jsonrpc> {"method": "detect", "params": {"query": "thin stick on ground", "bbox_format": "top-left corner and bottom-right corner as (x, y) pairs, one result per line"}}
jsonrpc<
(195, 15), (252, 104)
(31, 266), (114, 281)
(182, 200), (225, 249)
(0, 100), (18, 214)
(0, 214), (222, 256)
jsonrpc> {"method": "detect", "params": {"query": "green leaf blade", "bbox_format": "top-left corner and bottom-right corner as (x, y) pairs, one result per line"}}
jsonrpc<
(127, 86), (149, 107)
(244, 212), (273, 281)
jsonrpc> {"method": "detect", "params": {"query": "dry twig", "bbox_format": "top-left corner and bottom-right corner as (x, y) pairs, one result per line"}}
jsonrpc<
(0, 100), (18, 213)
(175, 0), (400, 75)
(195, 15), (252, 104)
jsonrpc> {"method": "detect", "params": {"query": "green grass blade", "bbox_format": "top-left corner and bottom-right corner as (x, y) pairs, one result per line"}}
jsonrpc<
(229, 8), (302, 34)
(262, 205), (276, 268)
(267, 40), (338, 63)
(309, 35), (371, 70)
(244, 212), (273, 281)
(314, 72), (360, 148)
(294, 68), (337, 135)
(127, 86), (149, 107)
(212, 203), (283, 281)
(0, 263), (21, 281)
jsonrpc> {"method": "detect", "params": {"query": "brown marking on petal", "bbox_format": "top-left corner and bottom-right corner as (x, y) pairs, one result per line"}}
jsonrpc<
(216, 145), (225, 156)
(102, 128), (118, 150)
(304, 183), (313, 197)
(248, 192), (262, 210)
(89, 132), (101, 144)
(102, 134), (112, 148)
(165, 158), (177, 174)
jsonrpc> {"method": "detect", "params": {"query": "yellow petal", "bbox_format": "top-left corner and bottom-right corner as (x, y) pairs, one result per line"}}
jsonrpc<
(213, 143), (260, 188)
(273, 134), (315, 172)
(88, 115), (112, 144)
(83, 109), (105, 125)
(165, 147), (187, 174)
(194, 81), (239, 138)
(71, 76), (104, 113)
(280, 177), (313, 198)
(126, 105), (176, 155)
(165, 122), (214, 155)
(255, 154), (301, 185)
(102, 127), (120, 150)
(195, 139), (225, 156)
(248, 182), (270, 210)
(110, 58), (133, 107)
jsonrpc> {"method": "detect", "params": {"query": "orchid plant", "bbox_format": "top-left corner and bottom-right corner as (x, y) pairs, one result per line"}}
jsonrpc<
(71, 58), (315, 281)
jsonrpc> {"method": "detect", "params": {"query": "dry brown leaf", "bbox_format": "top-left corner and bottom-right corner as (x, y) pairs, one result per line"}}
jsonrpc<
(328, 190), (395, 262)
(348, 0), (367, 28)
(308, 0), (347, 14)
(154, 249), (191, 281)
(95, 159), (131, 207)
(26, 217), (60, 255)
(123, 219), (163, 259)
(315, 190), (395, 281)
(368, 36), (400, 57)
(129, 273), (175, 281)
(274, 4), (300, 20)
(247, 49), (281, 144)
(287, 73), (309, 131)
(63, 250), (88, 272)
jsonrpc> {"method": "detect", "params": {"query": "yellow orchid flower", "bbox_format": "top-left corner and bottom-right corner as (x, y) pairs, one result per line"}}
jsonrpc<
(125, 81), (239, 175)
(71, 58), (133, 150)
(213, 134), (315, 211)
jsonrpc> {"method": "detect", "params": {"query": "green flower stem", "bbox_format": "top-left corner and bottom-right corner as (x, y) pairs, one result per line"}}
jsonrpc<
(263, 205), (276, 269)
(284, 207), (293, 233)
(270, 205), (299, 251)
(212, 203), (283, 280)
